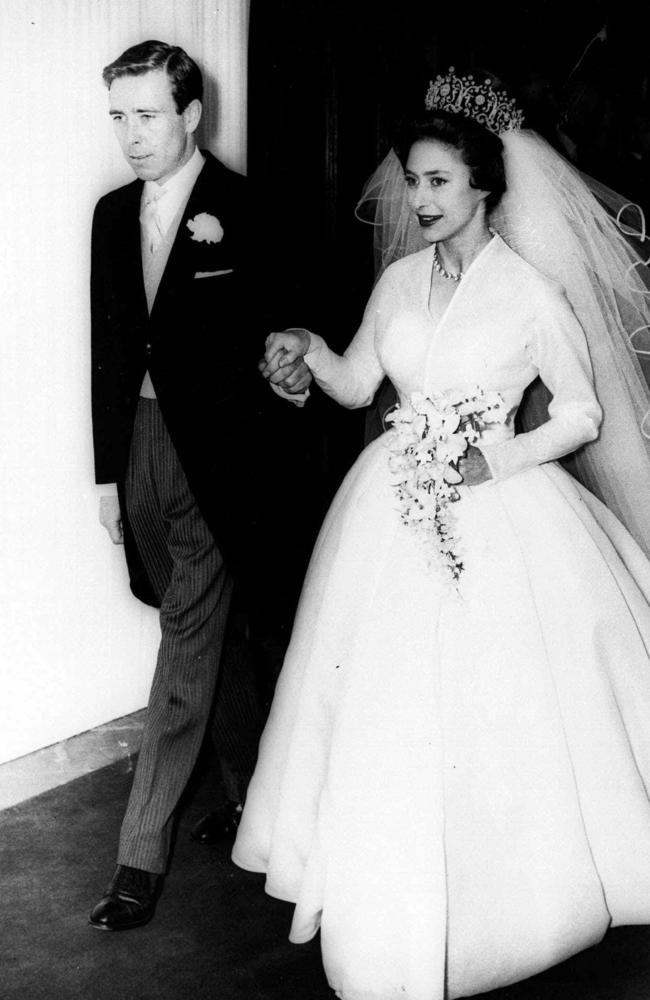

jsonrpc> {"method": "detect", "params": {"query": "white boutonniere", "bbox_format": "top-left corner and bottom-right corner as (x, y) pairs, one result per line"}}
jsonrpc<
(186, 213), (224, 244)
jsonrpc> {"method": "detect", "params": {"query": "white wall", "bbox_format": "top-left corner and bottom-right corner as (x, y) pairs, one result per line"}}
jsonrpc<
(0, 0), (249, 765)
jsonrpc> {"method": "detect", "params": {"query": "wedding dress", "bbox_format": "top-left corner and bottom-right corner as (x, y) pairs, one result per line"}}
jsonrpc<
(233, 233), (650, 1000)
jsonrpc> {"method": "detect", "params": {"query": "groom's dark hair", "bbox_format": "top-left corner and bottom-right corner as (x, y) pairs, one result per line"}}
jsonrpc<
(102, 40), (203, 114)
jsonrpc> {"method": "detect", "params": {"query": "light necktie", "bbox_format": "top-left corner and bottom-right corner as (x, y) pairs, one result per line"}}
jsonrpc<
(140, 186), (168, 255)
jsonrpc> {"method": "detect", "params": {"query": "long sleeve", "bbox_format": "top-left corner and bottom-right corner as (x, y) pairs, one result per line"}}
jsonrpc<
(303, 278), (387, 409)
(478, 283), (602, 482)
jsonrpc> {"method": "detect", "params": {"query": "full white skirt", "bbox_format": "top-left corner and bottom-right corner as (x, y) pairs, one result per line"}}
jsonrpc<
(233, 434), (650, 1000)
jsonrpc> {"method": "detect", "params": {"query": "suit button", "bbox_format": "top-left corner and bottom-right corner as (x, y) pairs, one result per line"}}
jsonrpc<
(146, 343), (152, 355)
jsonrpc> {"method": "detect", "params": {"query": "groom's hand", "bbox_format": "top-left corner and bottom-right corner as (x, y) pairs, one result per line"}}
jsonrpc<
(258, 328), (313, 403)
(266, 357), (312, 393)
(260, 329), (311, 380)
(99, 495), (124, 545)
(285, 359), (312, 393)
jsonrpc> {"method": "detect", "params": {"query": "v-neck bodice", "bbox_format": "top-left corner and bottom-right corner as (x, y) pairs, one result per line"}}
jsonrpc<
(374, 234), (522, 404)
(424, 234), (497, 336)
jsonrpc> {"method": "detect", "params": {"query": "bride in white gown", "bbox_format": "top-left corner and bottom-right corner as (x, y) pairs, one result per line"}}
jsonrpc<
(232, 70), (650, 1000)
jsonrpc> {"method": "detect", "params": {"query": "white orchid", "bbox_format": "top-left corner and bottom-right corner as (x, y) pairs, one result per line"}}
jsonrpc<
(437, 431), (468, 465)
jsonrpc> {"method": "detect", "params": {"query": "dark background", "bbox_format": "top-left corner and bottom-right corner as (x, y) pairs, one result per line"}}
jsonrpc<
(248, 0), (650, 611)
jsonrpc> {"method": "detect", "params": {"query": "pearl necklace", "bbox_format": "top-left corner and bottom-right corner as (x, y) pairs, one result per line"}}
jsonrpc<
(432, 243), (462, 282)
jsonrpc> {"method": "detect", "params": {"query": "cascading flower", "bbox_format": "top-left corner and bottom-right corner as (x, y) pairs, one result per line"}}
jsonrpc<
(386, 387), (507, 592)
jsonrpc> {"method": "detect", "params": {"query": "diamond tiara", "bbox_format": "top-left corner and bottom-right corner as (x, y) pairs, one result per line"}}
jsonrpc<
(425, 67), (524, 135)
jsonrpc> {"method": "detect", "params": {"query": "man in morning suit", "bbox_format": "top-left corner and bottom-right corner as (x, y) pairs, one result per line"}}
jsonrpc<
(88, 40), (310, 931)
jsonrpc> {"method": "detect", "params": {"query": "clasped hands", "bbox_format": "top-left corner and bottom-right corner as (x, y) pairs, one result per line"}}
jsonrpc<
(258, 328), (312, 393)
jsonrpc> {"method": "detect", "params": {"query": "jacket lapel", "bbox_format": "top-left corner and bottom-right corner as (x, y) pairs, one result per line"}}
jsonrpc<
(112, 180), (148, 322)
(148, 153), (227, 325)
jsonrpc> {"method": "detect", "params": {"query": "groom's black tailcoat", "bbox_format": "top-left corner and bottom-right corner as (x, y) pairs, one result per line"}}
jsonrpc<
(91, 152), (270, 610)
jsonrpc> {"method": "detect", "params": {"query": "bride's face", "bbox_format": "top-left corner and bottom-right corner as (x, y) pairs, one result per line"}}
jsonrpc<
(405, 139), (488, 244)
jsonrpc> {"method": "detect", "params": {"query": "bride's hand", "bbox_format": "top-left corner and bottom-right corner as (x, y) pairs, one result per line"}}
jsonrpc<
(260, 329), (311, 381)
(458, 445), (492, 487)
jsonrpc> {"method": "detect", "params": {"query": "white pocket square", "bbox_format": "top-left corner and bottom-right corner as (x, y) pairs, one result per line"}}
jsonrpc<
(194, 268), (234, 279)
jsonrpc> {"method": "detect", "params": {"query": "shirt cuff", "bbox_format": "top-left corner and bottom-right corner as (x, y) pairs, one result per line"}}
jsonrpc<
(270, 384), (310, 407)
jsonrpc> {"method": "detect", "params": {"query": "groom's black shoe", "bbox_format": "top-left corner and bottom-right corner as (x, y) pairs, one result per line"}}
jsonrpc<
(190, 801), (243, 845)
(89, 864), (162, 931)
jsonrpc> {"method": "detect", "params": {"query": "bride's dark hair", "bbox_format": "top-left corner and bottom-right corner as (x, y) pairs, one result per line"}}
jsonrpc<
(394, 110), (507, 212)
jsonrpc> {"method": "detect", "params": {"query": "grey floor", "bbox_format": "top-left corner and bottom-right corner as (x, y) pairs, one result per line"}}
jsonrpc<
(0, 749), (332, 1000)
(2, 745), (650, 999)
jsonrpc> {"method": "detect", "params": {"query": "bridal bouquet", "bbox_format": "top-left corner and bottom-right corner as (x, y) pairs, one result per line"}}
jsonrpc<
(385, 387), (507, 591)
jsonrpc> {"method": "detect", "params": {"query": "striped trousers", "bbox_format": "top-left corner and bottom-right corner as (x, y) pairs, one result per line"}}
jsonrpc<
(118, 399), (261, 873)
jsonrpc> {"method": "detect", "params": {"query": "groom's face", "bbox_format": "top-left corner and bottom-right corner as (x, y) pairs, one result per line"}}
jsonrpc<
(108, 69), (200, 186)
